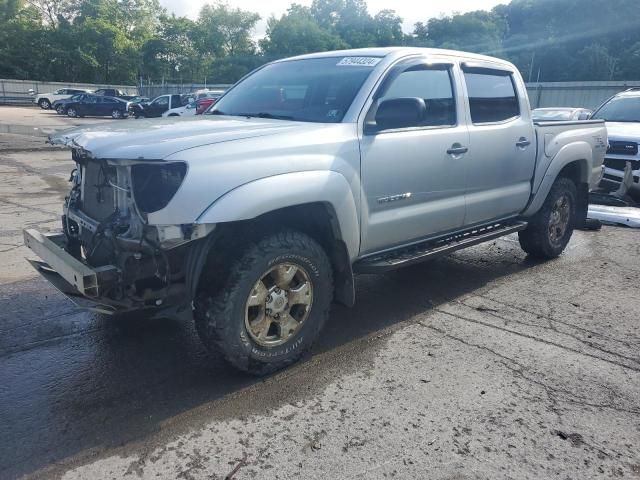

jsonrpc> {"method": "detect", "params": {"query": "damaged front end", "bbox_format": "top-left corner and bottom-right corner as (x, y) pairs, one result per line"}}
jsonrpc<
(24, 139), (214, 316)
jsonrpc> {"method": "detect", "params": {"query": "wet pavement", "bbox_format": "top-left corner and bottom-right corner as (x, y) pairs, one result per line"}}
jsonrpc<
(1, 244), (529, 478)
(1, 106), (639, 480)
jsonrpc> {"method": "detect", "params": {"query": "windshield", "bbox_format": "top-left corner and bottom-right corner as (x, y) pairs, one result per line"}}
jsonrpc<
(592, 96), (640, 122)
(209, 56), (380, 123)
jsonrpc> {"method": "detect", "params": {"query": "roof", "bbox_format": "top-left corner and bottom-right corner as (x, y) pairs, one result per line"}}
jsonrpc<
(617, 88), (640, 97)
(278, 47), (515, 68)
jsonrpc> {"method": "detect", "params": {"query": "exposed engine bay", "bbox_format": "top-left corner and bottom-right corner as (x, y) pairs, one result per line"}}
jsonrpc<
(60, 147), (213, 314)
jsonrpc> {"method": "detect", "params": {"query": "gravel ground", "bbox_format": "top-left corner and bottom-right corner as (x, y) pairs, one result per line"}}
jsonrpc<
(0, 107), (639, 480)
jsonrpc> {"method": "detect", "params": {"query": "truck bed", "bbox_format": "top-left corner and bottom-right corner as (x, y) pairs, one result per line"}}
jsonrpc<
(532, 120), (607, 193)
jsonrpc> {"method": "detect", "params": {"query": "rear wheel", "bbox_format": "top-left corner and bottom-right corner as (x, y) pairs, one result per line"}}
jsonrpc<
(194, 231), (333, 375)
(519, 177), (577, 259)
(38, 99), (51, 109)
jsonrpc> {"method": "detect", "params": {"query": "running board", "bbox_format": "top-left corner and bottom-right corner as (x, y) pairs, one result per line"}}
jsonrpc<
(354, 221), (528, 273)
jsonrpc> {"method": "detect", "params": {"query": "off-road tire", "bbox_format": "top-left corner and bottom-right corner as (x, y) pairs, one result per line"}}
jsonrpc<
(519, 177), (577, 259)
(194, 231), (333, 375)
(38, 98), (51, 109)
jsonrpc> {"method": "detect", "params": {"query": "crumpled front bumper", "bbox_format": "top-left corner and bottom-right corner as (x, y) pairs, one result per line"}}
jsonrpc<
(23, 229), (120, 314)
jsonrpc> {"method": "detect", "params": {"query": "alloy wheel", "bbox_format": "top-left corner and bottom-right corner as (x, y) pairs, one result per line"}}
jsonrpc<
(244, 263), (313, 347)
(548, 193), (571, 247)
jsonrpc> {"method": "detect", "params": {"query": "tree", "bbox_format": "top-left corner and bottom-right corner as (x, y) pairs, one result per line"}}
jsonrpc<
(259, 4), (346, 57)
(415, 10), (506, 55)
(371, 9), (404, 46)
(196, 2), (259, 57)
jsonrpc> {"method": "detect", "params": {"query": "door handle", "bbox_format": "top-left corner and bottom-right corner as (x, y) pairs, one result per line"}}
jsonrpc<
(516, 138), (531, 148)
(447, 145), (468, 155)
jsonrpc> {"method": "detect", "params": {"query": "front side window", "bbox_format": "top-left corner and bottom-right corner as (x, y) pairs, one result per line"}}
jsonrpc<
(375, 65), (456, 128)
(153, 96), (169, 106)
(209, 56), (378, 123)
(463, 70), (519, 123)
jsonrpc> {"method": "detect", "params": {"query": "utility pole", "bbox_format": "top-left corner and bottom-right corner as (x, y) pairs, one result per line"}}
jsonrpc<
(528, 51), (535, 83)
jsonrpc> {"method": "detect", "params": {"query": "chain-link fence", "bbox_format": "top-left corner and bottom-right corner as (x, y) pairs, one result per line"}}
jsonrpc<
(0, 79), (136, 106)
(3, 77), (640, 109)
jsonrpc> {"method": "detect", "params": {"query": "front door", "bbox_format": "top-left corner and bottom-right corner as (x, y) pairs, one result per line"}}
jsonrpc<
(460, 66), (536, 225)
(149, 96), (169, 116)
(360, 61), (469, 254)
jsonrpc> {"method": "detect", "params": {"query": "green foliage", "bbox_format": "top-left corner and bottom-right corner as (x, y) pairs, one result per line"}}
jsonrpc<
(259, 4), (347, 57)
(1, 0), (639, 84)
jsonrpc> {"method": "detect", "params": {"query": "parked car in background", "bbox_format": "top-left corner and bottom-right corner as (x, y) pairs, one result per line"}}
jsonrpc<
(196, 92), (223, 114)
(129, 94), (190, 118)
(33, 88), (92, 110)
(591, 88), (640, 196)
(32, 48), (607, 374)
(163, 100), (197, 117)
(65, 95), (130, 119)
(531, 107), (592, 122)
(93, 88), (138, 101)
(128, 96), (150, 104)
(52, 93), (92, 114)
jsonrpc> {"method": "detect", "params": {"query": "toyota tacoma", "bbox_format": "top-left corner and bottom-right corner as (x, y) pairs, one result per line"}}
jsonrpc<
(24, 48), (607, 374)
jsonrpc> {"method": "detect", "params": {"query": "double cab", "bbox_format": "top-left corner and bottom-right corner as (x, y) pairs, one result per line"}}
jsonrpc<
(25, 48), (607, 374)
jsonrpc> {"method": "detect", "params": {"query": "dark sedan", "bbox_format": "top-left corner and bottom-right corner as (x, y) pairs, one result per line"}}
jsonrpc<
(66, 95), (130, 119)
(52, 93), (93, 115)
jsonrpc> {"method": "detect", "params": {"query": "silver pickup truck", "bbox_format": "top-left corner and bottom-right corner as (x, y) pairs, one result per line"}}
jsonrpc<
(24, 48), (607, 374)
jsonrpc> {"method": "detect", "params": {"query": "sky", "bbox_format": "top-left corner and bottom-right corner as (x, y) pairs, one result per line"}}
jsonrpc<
(157, 0), (506, 38)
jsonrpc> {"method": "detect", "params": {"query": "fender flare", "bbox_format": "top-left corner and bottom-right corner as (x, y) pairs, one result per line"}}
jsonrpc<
(196, 170), (361, 260)
(522, 142), (591, 217)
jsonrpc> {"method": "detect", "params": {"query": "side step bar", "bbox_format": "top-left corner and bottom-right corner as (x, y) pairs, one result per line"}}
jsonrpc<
(354, 221), (528, 273)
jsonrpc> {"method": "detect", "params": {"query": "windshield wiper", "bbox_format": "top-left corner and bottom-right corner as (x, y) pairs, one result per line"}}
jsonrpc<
(238, 112), (295, 120)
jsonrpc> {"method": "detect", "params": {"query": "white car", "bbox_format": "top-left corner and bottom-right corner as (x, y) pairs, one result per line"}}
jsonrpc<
(162, 101), (197, 117)
(591, 88), (640, 195)
(33, 88), (92, 110)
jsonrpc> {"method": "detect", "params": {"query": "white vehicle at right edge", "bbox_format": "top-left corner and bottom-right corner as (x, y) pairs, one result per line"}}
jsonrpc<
(591, 88), (640, 195)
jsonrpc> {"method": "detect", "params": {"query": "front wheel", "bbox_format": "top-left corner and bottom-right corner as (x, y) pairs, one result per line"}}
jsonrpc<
(111, 109), (122, 119)
(519, 177), (577, 259)
(55, 105), (66, 115)
(38, 99), (51, 109)
(194, 231), (333, 375)
(66, 107), (78, 118)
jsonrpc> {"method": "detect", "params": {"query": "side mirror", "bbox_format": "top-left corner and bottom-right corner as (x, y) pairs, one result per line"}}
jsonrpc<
(371, 97), (426, 132)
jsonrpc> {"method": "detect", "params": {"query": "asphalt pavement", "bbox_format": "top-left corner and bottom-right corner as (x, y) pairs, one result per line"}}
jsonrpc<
(0, 106), (639, 480)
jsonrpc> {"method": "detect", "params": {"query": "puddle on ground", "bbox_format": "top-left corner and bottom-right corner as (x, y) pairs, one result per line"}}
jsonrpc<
(0, 124), (62, 137)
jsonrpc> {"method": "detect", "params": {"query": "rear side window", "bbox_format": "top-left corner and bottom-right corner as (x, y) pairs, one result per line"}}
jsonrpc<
(378, 66), (456, 127)
(463, 70), (519, 123)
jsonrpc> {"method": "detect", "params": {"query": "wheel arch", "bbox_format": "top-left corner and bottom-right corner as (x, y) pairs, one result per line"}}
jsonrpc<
(523, 153), (590, 218)
(192, 171), (360, 307)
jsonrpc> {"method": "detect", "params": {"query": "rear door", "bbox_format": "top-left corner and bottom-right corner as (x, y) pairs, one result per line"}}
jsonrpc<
(460, 64), (536, 225)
